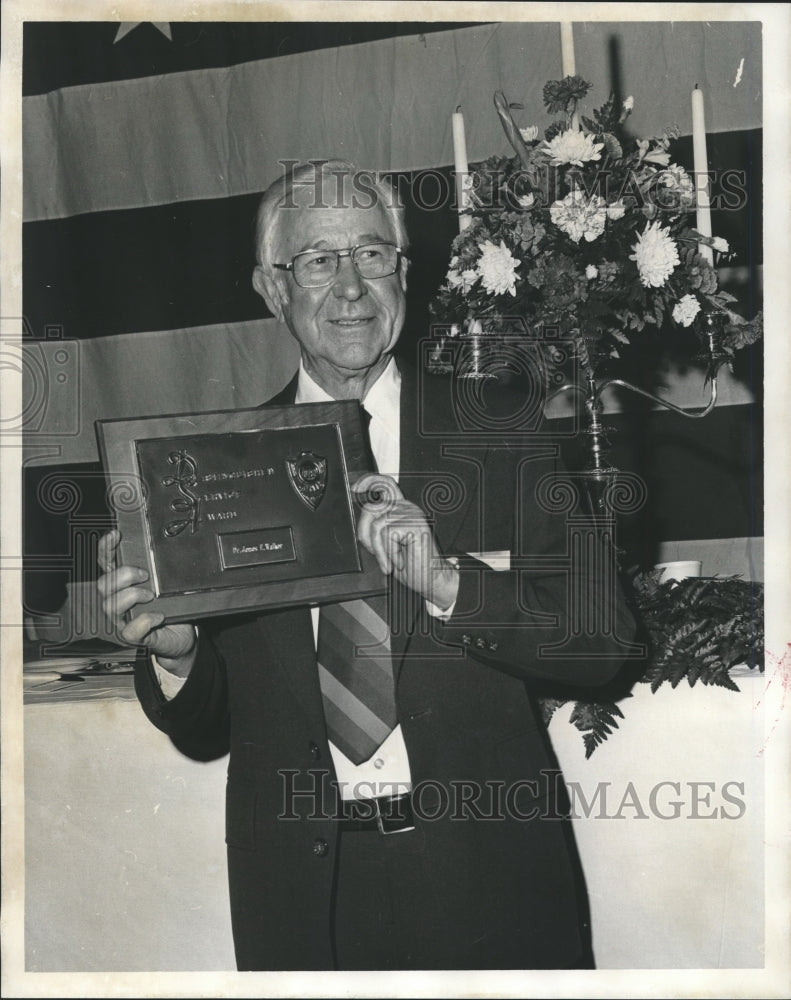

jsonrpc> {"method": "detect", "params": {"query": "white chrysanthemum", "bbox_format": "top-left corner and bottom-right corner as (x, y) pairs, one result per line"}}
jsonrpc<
(607, 200), (626, 221)
(710, 236), (729, 253)
(446, 256), (479, 294)
(623, 96), (634, 111)
(672, 294), (701, 327)
(550, 190), (608, 243)
(630, 222), (680, 287)
(585, 264), (599, 279)
(475, 240), (520, 296)
(517, 192), (536, 209)
(543, 130), (604, 167)
(519, 125), (539, 142)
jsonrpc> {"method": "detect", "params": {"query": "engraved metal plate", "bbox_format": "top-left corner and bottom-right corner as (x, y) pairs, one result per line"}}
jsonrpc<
(217, 527), (296, 570)
(96, 400), (382, 622)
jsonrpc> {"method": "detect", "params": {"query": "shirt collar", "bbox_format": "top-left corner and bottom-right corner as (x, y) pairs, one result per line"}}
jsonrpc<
(295, 357), (400, 431)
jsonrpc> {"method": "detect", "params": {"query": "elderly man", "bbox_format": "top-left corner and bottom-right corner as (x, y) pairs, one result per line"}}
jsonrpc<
(99, 159), (636, 971)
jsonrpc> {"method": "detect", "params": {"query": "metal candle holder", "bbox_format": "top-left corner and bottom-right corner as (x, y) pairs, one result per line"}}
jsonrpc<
(549, 318), (719, 517)
(427, 331), (499, 380)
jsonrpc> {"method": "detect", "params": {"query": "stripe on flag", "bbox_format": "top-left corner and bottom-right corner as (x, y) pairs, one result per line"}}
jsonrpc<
(23, 21), (762, 222)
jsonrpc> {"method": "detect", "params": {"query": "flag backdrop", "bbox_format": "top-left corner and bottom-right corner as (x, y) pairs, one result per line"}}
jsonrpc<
(20, 20), (763, 622)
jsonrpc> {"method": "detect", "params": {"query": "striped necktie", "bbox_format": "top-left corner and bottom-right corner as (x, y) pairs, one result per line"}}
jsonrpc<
(317, 593), (396, 764)
(316, 404), (396, 764)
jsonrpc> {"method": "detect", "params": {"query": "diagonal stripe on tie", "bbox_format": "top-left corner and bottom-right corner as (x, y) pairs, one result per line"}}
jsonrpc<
(318, 639), (395, 724)
(318, 611), (392, 673)
(317, 604), (396, 727)
(319, 687), (385, 766)
(317, 595), (396, 765)
(328, 598), (390, 648)
(317, 665), (394, 742)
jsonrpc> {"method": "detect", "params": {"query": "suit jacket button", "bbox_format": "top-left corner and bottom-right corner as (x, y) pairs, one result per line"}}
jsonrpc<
(313, 838), (328, 858)
(309, 741), (321, 760)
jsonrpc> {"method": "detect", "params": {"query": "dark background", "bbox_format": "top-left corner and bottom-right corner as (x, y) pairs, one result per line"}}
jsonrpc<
(22, 21), (763, 620)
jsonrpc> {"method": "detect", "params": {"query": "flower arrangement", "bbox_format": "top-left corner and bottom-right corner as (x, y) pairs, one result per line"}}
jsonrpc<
(542, 574), (765, 757)
(430, 77), (762, 377)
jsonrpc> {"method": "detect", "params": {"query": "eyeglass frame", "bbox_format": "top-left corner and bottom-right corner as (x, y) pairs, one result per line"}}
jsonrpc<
(272, 241), (406, 288)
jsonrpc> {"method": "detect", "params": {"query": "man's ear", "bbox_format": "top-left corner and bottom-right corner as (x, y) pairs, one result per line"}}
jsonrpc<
(252, 265), (287, 323)
(398, 255), (409, 293)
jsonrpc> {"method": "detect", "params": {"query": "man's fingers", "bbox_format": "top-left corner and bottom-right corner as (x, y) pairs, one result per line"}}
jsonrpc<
(357, 506), (392, 575)
(120, 611), (166, 647)
(370, 513), (395, 576)
(357, 494), (441, 596)
(104, 584), (155, 619)
(352, 473), (402, 510)
(385, 524), (410, 573)
(97, 529), (121, 574)
(354, 476), (405, 576)
(97, 564), (149, 599)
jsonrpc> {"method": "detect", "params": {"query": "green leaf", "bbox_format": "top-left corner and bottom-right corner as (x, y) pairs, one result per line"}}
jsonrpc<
(538, 696), (567, 725)
(593, 92), (618, 132)
(493, 91), (534, 170)
(569, 698), (627, 756)
(709, 669), (740, 692)
(602, 133), (623, 160)
(544, 120), (566, 142)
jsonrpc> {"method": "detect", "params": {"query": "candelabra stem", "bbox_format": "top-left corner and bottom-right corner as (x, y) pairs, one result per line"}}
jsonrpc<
(548, 326), (719, 521)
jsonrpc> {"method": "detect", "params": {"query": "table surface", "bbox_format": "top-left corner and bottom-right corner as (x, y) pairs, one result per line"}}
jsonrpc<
(548, 670), (766, 969)
(21, 649), (767, 972)
(24, 650), (139, 705)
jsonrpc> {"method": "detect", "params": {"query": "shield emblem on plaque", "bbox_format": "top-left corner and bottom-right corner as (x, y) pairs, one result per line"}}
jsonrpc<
(286, 451), (327, 510)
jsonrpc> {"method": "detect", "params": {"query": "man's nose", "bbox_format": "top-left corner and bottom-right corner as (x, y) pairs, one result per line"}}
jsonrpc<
(331, 256), (366, 299)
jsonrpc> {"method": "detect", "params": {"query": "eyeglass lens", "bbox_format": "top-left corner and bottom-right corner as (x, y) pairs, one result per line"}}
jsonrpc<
(293, 243), (398, 286)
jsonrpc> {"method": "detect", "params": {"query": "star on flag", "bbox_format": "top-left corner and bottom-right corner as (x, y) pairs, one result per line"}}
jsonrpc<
(114, 23), (173, 44)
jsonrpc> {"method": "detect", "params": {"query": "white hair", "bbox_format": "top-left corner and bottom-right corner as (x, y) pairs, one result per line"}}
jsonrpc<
(254, 159), (409, 275)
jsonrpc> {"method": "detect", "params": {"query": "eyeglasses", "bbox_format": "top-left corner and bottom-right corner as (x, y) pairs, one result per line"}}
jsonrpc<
(273, 241), (403, 288)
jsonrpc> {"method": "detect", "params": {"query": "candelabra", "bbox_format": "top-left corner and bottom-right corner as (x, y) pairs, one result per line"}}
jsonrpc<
(427, 316), (720, 521)
(549, 317), (719, 517)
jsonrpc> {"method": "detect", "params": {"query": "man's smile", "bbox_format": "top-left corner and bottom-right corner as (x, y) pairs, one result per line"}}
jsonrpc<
(328, 316), (375, 327)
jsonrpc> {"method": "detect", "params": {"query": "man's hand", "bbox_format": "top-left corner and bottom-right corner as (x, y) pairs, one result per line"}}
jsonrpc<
(353, 474), (460, 611)
(97, 530), (197, 677)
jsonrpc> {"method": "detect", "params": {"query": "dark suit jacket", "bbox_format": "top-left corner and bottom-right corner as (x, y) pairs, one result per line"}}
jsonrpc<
(135, 359), (637, 970)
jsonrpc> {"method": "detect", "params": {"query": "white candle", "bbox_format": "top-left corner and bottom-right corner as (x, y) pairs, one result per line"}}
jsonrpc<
(561, 23), (576, 77)
(691, 86), (714, 265)
(452, 109), (472, 232)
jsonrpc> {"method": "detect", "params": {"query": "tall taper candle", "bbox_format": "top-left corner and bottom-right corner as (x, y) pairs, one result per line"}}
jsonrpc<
(452, 108), (472, 232)
(561, 23), (576, 77)
(692, 85), (714, 265)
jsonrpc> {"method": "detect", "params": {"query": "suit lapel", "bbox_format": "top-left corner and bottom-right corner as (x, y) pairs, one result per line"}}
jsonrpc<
(263, 373), (299, 407)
